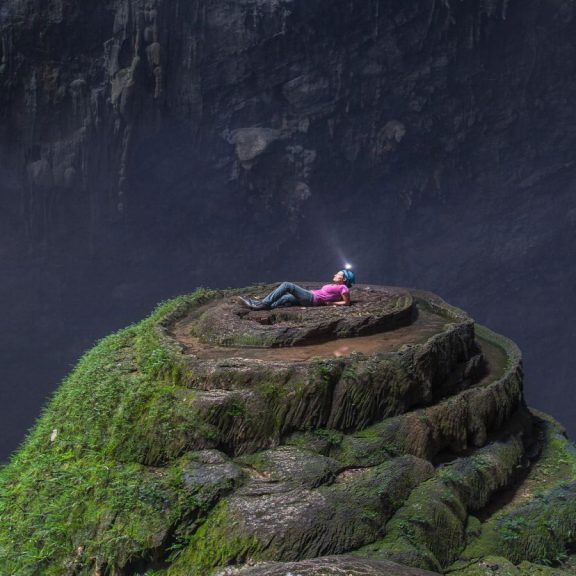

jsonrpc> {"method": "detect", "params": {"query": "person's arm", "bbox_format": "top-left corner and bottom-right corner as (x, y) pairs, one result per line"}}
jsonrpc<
(332, 292), (351, 306)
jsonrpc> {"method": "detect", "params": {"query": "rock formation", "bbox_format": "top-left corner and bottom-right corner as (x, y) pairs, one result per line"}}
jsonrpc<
(1, 284), (575, 575)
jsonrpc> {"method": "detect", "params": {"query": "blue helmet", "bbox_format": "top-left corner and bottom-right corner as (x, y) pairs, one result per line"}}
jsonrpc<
(341, 268), (356, 288)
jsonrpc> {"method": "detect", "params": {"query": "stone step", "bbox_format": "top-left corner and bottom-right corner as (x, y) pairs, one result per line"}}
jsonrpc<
(185, 328), (512, 458)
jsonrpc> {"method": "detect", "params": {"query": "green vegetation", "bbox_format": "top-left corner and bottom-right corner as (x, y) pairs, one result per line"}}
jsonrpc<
(456, 415), (576, 567)
(166, 501), (263, 576)
(0, 289), (222, 575)
(357, 430), (526, 571)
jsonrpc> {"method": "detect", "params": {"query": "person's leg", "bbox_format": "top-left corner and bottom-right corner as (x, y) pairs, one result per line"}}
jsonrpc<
(259, 282), (294, 306)
(270, 294), (299, 308)
(258, 282), (315, 308)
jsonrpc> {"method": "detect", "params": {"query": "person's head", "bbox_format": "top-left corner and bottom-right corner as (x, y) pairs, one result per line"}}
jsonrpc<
(333, 269), (356, 288)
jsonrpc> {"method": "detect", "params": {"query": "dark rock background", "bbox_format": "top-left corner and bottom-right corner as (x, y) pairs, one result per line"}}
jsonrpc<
(1, 0), (575, 460)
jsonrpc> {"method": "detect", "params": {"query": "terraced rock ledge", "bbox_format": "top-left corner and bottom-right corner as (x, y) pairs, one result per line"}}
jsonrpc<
(0, 285), (575, 576)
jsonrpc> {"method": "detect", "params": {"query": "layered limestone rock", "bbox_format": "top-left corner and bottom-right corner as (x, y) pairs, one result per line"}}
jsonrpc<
(0, 285), (575, 576)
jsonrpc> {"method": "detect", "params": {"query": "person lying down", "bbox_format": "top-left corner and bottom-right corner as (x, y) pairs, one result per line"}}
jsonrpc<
(239, 269), (356, 310)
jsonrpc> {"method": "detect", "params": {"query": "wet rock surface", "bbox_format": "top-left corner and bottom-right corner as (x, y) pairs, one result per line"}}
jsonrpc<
(163, 286), (485, 456)
(209, 455), (435, 562)
(217, 555), (441, 575)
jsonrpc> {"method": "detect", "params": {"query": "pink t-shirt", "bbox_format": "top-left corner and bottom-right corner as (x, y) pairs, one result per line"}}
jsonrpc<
(311, 284), (350, 305)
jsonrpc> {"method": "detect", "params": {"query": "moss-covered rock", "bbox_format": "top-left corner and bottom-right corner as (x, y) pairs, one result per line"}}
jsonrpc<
(356, 410), (533, 571)
(329, 337), (523, 466)
(235, 445), (343, 488)
(0, 285), (574, 576)
(167, 455), (435, 575)
(447, 555), (575, 576)
(450, 412), (576, 569)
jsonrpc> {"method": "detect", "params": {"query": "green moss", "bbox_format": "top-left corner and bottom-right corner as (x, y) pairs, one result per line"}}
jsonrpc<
(516, 559), (576, 575)
(257, 381), (288, 403)
(167, 501), (262, 576)
(465, 515), (483, 544)
(358, 432), (525, 571)
(460, 482), (576, 566)
(0, 453), (190, 575)
(457, 418), (576, 567)
(0, 289), (223, 575)
(379, 479), (466, 568)
(284, 430), (332, 454)
(447, 555), (523, 576)
(447, 555), (576, 576)
(314, 428), (344, 447)
(331, 433), (393, 467)
(356, 534), (440, 572)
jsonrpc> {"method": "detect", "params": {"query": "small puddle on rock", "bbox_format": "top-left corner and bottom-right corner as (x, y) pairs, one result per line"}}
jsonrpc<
(173, 308), (451, 361)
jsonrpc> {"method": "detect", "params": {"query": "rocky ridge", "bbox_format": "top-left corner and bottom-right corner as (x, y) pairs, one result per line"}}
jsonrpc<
(0, 285), (575, 576)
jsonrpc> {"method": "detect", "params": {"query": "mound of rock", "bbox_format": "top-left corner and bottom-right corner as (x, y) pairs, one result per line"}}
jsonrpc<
(0, 284), (575, 576)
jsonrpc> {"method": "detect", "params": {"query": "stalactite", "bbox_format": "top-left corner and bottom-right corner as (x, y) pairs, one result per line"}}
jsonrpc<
(0, 32), (4, 74)
(373, 0), (380, 38)
(467, 14), (475, 49)
(425, 0), (437, 40)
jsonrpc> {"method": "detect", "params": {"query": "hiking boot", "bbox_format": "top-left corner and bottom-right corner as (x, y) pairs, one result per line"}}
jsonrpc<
(249, 299), (270, 310)
(238, 296), (270, 310)
(238, 296), (253, 309)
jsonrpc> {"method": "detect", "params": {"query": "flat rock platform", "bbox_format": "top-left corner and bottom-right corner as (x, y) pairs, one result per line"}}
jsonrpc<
(185, 284), (415, 349)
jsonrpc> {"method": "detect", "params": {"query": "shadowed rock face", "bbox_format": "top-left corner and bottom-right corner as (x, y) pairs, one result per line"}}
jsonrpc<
(2, 285), (576, 576)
